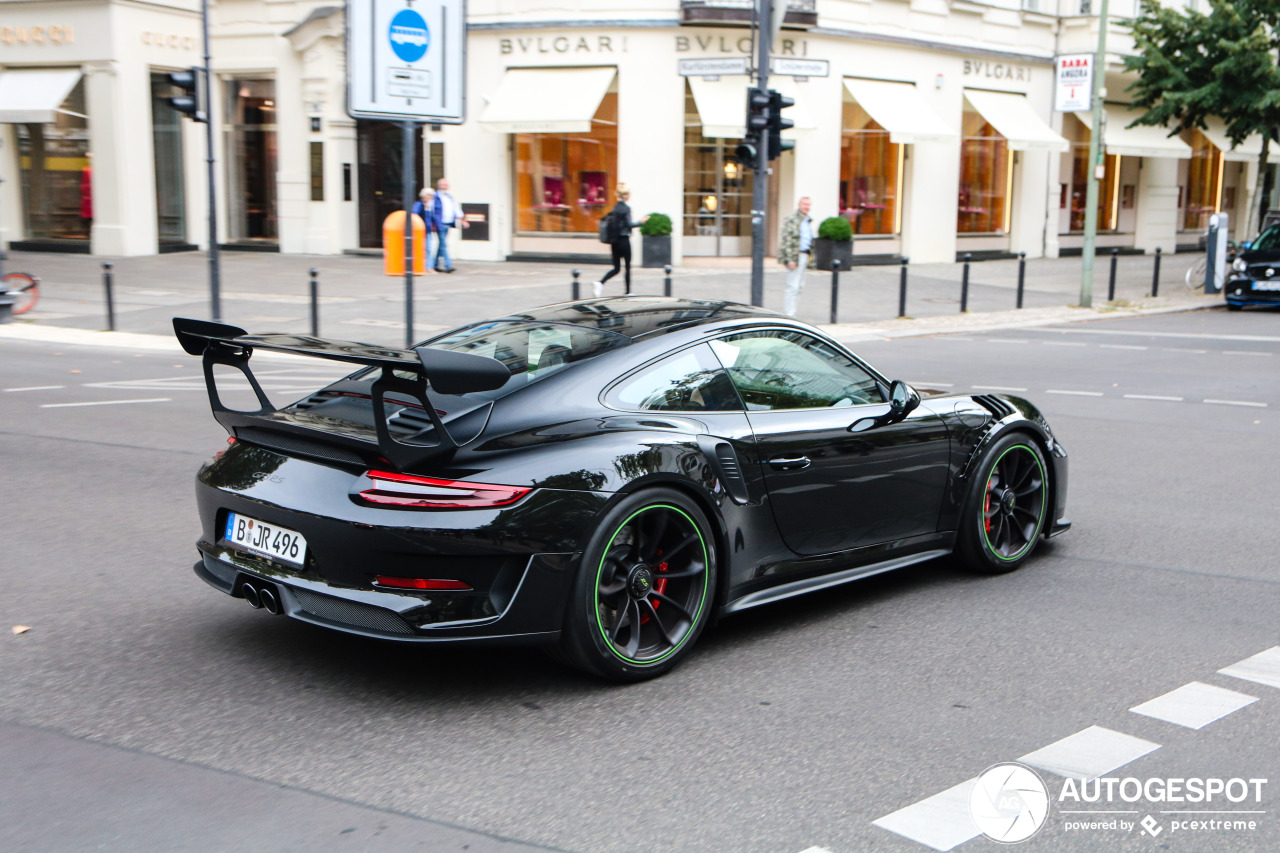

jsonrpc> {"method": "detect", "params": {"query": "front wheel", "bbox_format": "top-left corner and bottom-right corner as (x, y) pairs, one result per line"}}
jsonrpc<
(4, 273), (38, 315)
(956, 434), (1050, 575)
(1184, 257), (1207, 290)
(556, 488), (717, 681)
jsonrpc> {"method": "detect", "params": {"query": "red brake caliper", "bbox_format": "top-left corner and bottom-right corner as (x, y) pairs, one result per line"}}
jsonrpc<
(639, 552), (669, 624)
(984, 476), (995, 532)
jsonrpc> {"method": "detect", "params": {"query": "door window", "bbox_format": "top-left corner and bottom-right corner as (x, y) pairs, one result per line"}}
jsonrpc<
(709, 330), (883, 411)
(606, 344), (742, 412)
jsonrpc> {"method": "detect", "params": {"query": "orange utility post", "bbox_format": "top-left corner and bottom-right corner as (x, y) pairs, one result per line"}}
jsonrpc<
(383, 211), (426, 275)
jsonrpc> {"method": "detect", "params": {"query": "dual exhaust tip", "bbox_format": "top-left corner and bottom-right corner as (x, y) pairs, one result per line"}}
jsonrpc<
(240, 581), (283, 616)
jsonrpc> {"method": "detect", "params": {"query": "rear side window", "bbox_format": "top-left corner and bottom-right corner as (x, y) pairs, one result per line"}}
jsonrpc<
(605, 344), (743, 412)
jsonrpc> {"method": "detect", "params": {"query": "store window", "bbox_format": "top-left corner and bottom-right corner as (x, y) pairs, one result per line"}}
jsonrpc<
(150, 72), (188, 247)
(840, 101), (901, 236)
(16, 77), (90, 245)
(957, 104), (1011, 235)
(1061, 115), (1120, 232)
(225, 79), (278, 244)
(682, 84), (756, 256)
(1183, 129), (1222, 231)
(514, 93), (617, 234)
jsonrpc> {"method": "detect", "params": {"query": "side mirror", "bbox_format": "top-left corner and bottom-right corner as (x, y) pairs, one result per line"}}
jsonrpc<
(850, 381), (920, 432)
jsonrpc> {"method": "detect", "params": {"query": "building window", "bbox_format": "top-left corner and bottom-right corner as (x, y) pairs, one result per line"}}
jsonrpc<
(840, 101), (901, 236)
(957, 104), (1011, 235)
(16, 77), (90, 244)
(1062, 115), (1120, 232)
(1183, 129), (1222, 231)
(150, 72), (187, 246)
(682, 84), (756, 256)
(514, 93), (617, 234)
(225, 79), (278, 243)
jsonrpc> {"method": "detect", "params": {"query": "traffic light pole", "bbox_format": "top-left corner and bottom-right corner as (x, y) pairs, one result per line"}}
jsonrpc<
(201, 0), (221, 321)
(749, 0), (773, 308)
(1078, 0), (1108, 309)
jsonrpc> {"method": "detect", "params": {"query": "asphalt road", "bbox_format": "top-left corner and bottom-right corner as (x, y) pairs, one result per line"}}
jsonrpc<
(1, 306), (1277, 852)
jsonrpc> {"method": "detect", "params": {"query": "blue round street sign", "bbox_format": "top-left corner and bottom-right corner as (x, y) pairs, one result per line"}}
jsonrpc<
(388, 9), (429, 63)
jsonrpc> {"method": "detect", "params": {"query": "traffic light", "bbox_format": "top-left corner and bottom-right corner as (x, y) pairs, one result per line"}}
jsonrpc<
(166, 67), (206, 123)
(735, 87), (772, 164)
(767, 89), (795, 160)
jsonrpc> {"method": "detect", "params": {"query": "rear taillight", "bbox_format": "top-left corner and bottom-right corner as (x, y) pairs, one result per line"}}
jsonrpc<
(374, 576), (473, 591)
(358, 469), (530, 509)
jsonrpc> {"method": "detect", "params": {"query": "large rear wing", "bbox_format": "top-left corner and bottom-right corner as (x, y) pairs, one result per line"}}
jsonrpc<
(173, 318), (508, 470)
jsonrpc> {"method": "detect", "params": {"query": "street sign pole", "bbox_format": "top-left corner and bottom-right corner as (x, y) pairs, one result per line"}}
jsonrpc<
(201, 0), (221, 321)
(749, 0), (772, 308)
(1079, 0), (1109, 309)
(403, 120), (416, 348)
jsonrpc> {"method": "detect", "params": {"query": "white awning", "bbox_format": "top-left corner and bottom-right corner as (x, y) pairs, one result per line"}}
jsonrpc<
(688, 76), (751, 139)
(842, 78), (957, 144)
(963, 89), (1068, 152)
(478, 67), (615, 134)
(1076, 106), (1192, 159)
(1201, 119), (1280, 164)
(0, 69), (81, 124)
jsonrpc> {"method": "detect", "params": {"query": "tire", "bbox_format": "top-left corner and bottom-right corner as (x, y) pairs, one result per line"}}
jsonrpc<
(4, 274), (38, 315)
(1184, 258), (1207, 291)
(955, 433), (1050, 575)
(555, 488), (717, 681)
(1226, 303), (1243, 312)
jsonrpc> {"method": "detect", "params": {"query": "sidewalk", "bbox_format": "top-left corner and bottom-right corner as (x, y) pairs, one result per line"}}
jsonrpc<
(0, 248), (1223, 349)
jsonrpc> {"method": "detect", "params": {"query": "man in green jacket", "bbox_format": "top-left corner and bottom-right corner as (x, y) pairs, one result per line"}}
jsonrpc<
(778, 196), (812, 317)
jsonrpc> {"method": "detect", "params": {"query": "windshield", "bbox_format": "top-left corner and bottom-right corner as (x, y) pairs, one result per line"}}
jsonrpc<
(1251, 224), (1280, 252)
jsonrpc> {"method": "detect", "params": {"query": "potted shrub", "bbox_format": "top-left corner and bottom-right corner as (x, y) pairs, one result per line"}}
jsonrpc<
(812, 215), (854, 271)
(640, 213), (673, 268)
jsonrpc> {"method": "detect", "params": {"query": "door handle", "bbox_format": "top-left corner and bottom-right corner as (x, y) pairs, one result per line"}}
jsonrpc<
(769, 455), (811, 471)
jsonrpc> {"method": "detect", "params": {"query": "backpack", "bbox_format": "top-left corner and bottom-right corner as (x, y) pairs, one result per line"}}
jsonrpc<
(598, 210), (617, 244)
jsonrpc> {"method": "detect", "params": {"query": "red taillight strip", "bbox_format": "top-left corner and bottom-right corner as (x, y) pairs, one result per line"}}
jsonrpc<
(374, 576), (473, 591)
(359, 469), (531, 509)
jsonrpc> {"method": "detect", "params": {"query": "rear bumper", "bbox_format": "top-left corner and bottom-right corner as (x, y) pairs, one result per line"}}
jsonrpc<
(194, 546), (572, 646)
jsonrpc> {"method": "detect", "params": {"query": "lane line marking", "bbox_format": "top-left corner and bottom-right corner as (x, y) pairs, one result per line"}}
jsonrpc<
(1017, 726), (1160, 781)
(1123, 394), (1184, 402)
(988, 338), (1029, 344)
(40, 397), (172, 409)
(915, 381), (955, 387)
(1042, 341), (1087, 347)
(4, 385), (65, 392)
(1203, 399), (1267, 408)
(972, 385), (1027, 392)
(1219, 647), (1280, 689)
(1100, 344), (1149, 351)
(1030, 329), (1280, 343)
(1130, 681), (1258, 730)
(1164, 348), (1208, 354)
(1047, 390), (1104, 397)
(872, 778), (980, 852)
(1223, 350), (1272, 356)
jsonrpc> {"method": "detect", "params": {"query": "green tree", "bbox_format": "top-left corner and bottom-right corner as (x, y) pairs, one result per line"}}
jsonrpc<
(1125, 0), (1280, 235)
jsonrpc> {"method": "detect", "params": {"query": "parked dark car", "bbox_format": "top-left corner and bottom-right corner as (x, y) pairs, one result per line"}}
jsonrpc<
(1225, 223), (1280, 309)
(175, 297), (1070, 681)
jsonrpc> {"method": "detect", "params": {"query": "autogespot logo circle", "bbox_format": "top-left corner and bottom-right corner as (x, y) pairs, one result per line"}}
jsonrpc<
(969, 762), (1051, 844)
(388, 9), (429, 63)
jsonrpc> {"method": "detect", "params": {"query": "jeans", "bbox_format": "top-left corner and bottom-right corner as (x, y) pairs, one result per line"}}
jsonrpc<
(430, 225), (454, 271)
(783, 252), (809, 317)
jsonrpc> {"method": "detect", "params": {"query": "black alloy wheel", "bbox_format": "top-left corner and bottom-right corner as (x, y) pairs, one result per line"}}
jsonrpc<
(957, 433), (1049, 574)
(556, 488), (716, 681)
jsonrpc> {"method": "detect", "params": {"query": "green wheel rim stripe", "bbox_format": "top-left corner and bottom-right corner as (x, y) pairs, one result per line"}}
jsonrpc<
(982, 444), (1048, 562)
(593, 504), (709, 665)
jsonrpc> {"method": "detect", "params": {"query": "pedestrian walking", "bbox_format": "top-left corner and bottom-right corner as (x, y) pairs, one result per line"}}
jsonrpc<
(430, 178), (468, 273)
(410, 188), (437, 273)
(778, 196), (813, 317)
(593, 183), (647, 297)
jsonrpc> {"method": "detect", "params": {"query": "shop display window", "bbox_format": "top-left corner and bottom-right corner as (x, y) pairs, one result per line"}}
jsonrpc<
(957, 105), (1011, 235)
(1183, 129), (1222, 231)
(681, 84), (755, 250)
(515, 93), (617, 234)
(839, 102), (900, 236)
(150, 72), (188, 246)
(225, 79), (279, 243)
(17, 77), (90, 244)
(1062, 114), (1121, 232)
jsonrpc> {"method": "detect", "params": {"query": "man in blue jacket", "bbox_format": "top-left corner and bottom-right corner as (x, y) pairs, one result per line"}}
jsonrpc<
(429, 177), (469, 273)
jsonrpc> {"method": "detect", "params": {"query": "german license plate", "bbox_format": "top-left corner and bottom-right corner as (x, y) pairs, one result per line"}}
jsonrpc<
(225, 512), (307, 566)
(1253, 280), (1280, 291)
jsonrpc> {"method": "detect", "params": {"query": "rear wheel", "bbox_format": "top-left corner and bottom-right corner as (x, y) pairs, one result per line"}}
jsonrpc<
(4, 273), (38, 315)
(956, 434), (1050, 575)
(556, 488), (716, 681)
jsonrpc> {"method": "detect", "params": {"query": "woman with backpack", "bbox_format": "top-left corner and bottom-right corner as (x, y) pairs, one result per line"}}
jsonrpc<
(593, 183), (647, 297)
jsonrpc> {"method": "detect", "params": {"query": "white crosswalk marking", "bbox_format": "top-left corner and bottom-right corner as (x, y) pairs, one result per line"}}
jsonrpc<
(1130, 681), (1258, 730)
(872, 778), (980, 851)
(1017, 726), (1160, 781)
(1219, 647), (1280, 690)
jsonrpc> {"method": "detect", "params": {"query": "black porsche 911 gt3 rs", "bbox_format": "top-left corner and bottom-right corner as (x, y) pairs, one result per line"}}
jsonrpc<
(176, 297), (1069, 681)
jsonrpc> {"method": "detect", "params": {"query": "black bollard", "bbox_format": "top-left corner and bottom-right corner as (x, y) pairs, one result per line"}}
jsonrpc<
(102, 262), (116, 332)
(1152, 246), (1162, 297)
(309, 268), (319, 336)
(960, 253), (971, 313)
(572, 269), (581, 300)
(898, 257), (909, 318)
(1108, 248), (1119, 301)
(829, 258), (841, 325)
(664, 264), (672, 297)
(1016, 251), (1027, 309)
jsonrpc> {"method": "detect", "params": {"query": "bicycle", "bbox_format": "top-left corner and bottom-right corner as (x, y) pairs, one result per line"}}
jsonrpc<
(1184, 241), (1236, 290)
(1, 271), (39, 315)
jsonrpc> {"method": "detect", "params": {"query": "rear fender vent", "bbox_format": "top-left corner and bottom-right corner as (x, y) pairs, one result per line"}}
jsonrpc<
(973, 394), (1017, 420)
(697, 435), (751, 505)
